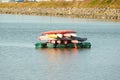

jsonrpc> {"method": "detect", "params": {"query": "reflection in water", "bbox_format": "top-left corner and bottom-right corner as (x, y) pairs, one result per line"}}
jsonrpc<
(36, 48), (89, 63)
(42, 48), (78, 54)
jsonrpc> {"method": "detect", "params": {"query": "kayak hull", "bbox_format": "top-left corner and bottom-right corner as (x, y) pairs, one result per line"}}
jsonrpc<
(42, 30), (76, 34)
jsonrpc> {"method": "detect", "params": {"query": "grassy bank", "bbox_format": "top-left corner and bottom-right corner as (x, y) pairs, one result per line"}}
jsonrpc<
(0, 0), (120, 9)
(0, 0), (120, 21)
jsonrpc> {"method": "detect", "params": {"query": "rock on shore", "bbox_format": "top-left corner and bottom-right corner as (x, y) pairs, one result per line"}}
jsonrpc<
(0, 7), (120, 21)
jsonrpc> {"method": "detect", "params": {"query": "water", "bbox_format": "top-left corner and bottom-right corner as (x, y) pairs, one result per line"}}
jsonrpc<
(0, 14), (120, 80)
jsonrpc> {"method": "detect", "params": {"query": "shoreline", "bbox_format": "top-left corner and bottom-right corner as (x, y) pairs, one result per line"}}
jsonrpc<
(0, 7), (120, 21)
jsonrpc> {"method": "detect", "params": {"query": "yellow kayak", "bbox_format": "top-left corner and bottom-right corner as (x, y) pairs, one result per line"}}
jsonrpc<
(46, 34), (58, 38)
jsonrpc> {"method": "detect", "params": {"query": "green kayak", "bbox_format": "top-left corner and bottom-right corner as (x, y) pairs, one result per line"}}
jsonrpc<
(35, 42), (91, 48)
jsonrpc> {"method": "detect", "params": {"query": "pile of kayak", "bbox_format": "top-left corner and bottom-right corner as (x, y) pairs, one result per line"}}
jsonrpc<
(35, 30), (91, 48)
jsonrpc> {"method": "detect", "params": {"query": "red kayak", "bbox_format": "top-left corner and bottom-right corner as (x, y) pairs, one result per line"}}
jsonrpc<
(42, 30), (76, 34)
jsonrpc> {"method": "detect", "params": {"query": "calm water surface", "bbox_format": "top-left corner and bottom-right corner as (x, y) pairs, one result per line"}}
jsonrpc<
(0, 14), (120, 80)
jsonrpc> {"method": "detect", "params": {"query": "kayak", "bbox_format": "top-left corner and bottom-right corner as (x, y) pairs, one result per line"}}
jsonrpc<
(35, 30), (91, 49)
(42, 30), (76, 34)
(46, 34), (58, 38)
(35, 42), (91, 48)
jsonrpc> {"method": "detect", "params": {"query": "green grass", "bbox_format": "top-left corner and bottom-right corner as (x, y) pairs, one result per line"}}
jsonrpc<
(87, 0), (120, 8)
(90, 0), (99, 5)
